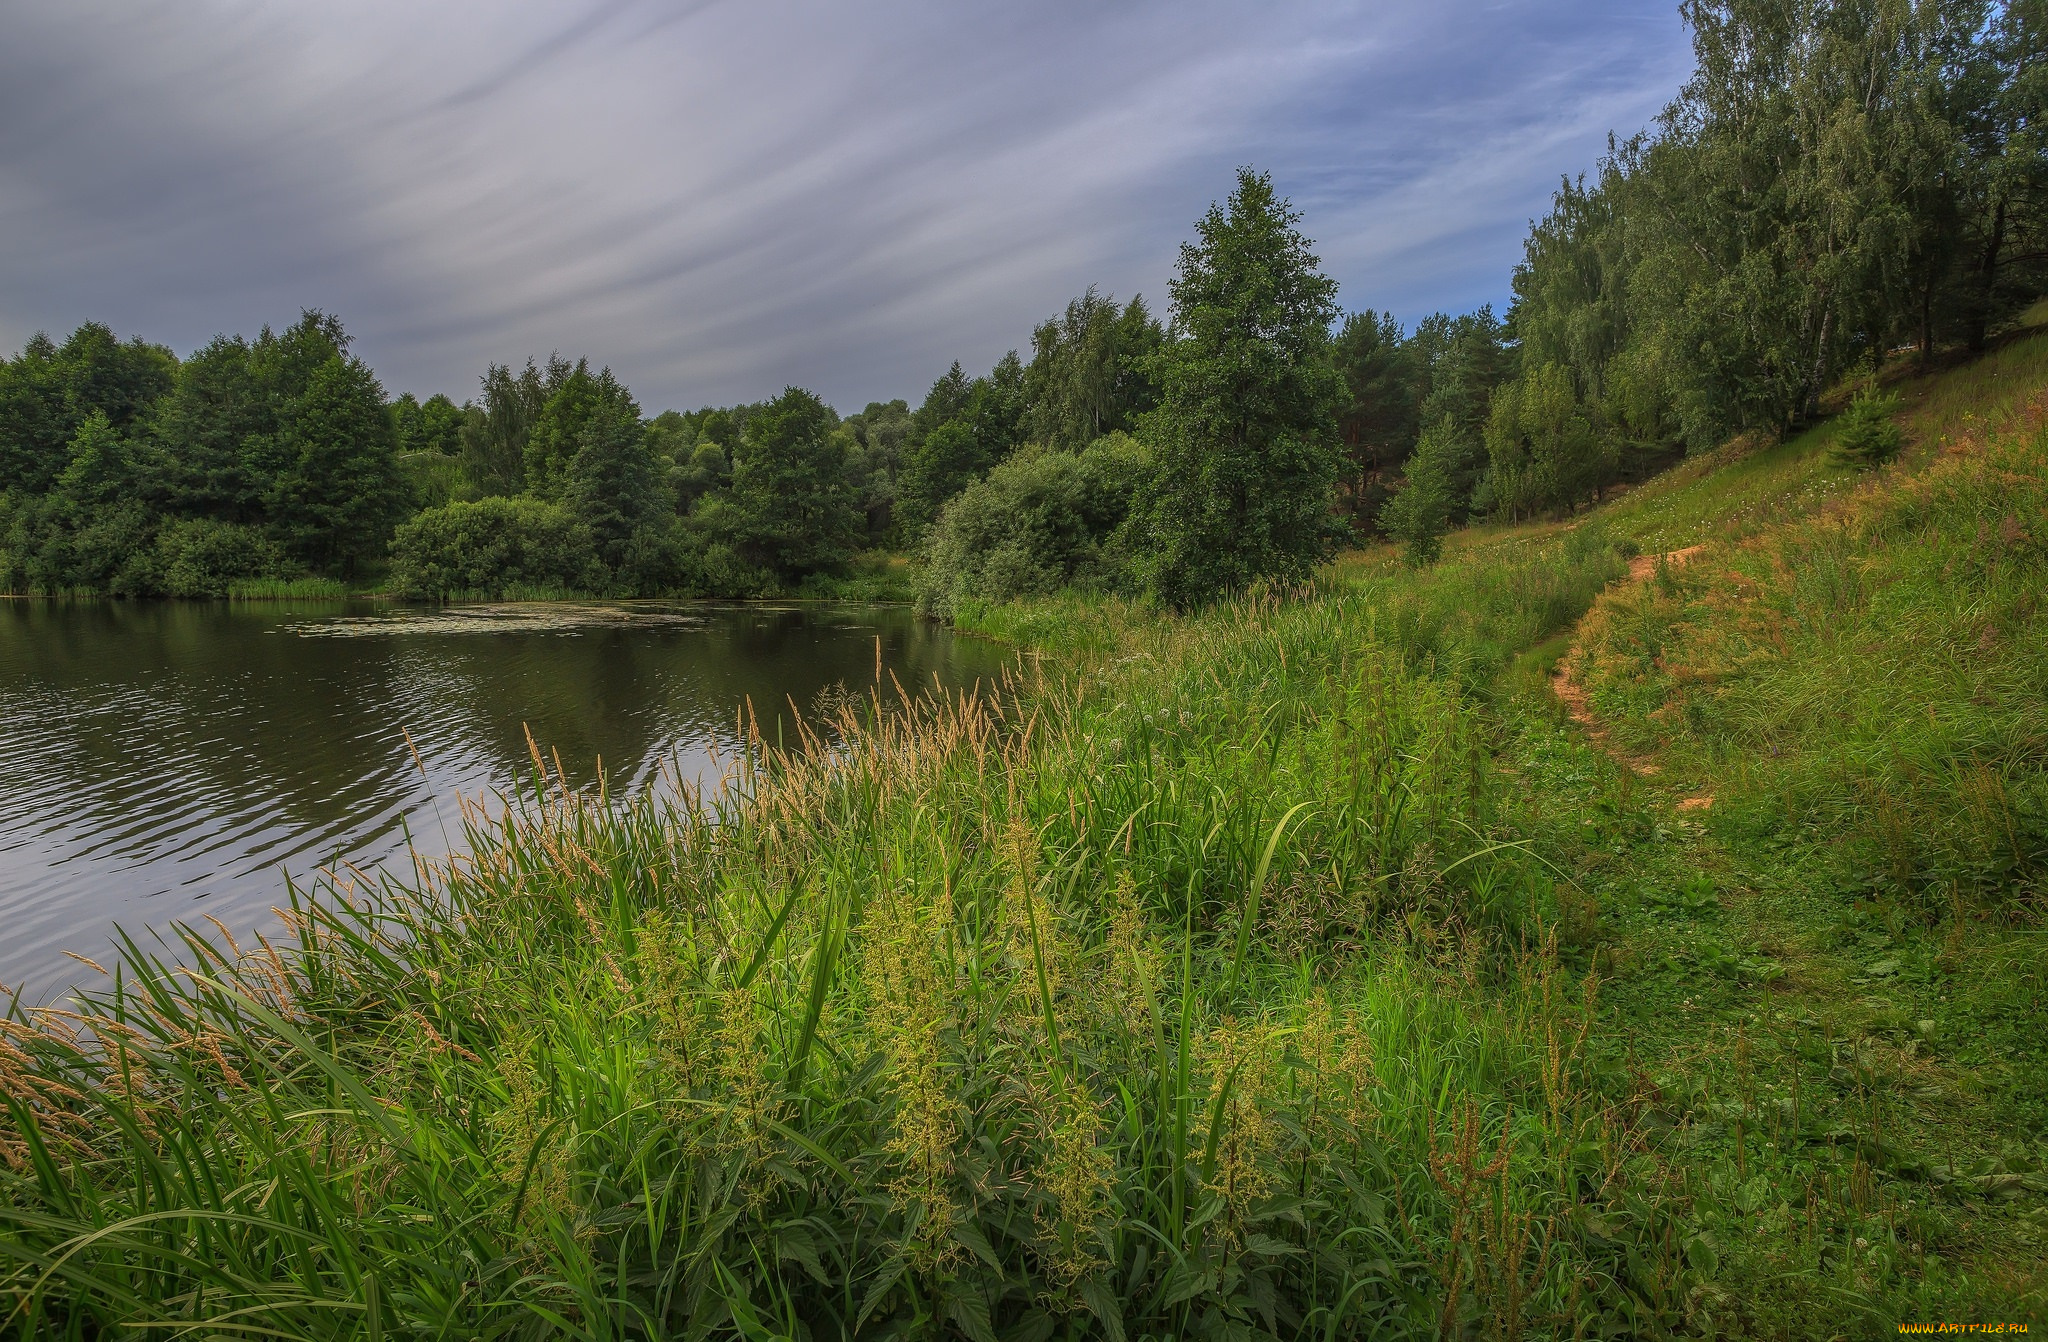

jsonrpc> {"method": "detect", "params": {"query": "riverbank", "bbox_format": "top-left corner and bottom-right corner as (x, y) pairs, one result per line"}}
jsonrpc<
(5, 340), (2046, 1334)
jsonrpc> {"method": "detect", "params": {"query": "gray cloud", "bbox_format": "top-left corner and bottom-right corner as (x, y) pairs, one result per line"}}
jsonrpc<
(0, 0), (1691, 411)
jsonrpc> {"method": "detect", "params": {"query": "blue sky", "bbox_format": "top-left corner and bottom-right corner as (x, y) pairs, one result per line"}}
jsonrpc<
(0, 1), (1694, 412)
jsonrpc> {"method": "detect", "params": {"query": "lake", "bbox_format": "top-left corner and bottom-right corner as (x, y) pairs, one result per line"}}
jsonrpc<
(0, 599), (1008, 1005)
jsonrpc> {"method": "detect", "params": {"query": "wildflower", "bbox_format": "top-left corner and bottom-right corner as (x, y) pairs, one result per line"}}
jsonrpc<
(862, 882), (964, 1269)
(1030, 1068), (1113, 1292)
(1196, 1016), (1285, 1239)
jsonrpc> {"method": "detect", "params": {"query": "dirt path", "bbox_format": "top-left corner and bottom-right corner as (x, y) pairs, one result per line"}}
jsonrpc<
(1625, 542), (1706, 582)
(1551, 544), (1712, 804)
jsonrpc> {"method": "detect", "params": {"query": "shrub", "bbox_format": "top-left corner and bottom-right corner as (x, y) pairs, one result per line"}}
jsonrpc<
(920, 432), (1149, 616)
(155, 518), (289, 598)
(388, 497), (600, 600)
(1827, 380), (1903, 467)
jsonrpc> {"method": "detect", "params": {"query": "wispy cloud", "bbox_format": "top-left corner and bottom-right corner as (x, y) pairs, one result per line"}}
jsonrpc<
(0, 0), (1690, 411)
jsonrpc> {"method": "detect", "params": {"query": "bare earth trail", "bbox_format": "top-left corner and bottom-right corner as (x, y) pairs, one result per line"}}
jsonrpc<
(1549, 543), (1713, 806)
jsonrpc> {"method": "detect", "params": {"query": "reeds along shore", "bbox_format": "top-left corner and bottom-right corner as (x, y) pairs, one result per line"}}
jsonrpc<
(0, 561), (1691, 1339)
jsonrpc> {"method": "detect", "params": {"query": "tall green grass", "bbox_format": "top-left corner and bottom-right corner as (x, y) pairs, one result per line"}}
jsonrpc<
(2, 585), (1697, 1338)
(225, 576), (358, 600)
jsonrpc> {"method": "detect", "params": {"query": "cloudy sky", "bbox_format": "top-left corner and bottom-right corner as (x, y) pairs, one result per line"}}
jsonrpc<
(0, 1), (1693, 413)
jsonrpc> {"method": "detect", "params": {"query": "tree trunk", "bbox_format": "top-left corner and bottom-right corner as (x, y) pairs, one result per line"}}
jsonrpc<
(1968, 196), (2008, 354)
(1919, 271), (1935, 370)
(1805, 304), (1835, 422)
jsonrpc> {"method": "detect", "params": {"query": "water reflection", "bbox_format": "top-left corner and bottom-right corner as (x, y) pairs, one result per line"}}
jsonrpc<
(0, 599), (1005, 1004)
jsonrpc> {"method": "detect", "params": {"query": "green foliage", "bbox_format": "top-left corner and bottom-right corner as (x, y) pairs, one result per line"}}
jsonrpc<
(399, 449), (463, 512)
(895, 355), (1027, 537)
(0, 311), (432, 595)
(920, 432), (1149, 615)
(1410, 307), (1512, 455)
(1022, 287), (1164, 452)
(1376, 418), (1462, 567)
(1330, 309), (1419, 522)
(668, 439), (731, 514)
(0, 412), (161, 595)
(563, 381), (674, 594)
(1511, 0), (2048, 454)
(266, 354), (406, 576)
(1827, 380), (1906, 466)
(1139, 169), (1348, 608)
(699, 386), (863, 584)
(151, 333), (274, 522)
(154, 518), (288, 598)
(835, 398), (915, 544)
(391, 391), (465, 457)
(388, 496), (600, 600)
(524, 359), (636, 502)
(460, 358), (559, 499)
(1480, 362), (1617, 519)
(0, 322), (176, 497)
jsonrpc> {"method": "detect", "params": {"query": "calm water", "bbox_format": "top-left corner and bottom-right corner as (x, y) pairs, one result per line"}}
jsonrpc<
(0, 599), (1006, 1004)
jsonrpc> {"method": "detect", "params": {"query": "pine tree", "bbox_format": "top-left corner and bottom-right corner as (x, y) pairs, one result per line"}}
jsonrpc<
(1378, 417), (1461, 567)
(566, 390), (671, 592)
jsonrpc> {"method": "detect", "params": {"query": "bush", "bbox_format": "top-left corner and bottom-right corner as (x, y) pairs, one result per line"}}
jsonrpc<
(388, 497), (600, 600)
(1827, 381), (1903, 467)
(920, 432), (1149, 616)
(155, 519), (289, 598)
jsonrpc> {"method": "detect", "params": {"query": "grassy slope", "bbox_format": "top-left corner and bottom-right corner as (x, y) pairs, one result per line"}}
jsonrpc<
(1557, 333), (2048, 1329)
(973, 333), (2048, 1331)
(2, 341), (2044, 1337)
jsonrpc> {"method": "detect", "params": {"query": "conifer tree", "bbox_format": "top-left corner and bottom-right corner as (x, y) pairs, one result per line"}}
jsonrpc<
(565, 387), (671, 591)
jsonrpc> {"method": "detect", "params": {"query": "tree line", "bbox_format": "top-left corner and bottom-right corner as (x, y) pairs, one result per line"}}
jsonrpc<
(4, 0), (2043, 603)
(1380, 0), (2048, 560)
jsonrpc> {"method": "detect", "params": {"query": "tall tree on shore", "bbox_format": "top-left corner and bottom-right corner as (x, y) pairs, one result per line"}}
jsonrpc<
(0, 324), (176, 498)
(267, 354), (405, 576)
(895, 354), (1027, 536)
(700, 386), (862, 580)
(564, 380), (671, 592)
(460, 358), (561, 499)
(1138, 169), (1346, 608)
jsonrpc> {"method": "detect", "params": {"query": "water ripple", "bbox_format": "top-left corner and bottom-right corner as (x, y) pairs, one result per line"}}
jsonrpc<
(0, 599), (1003, 1005)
